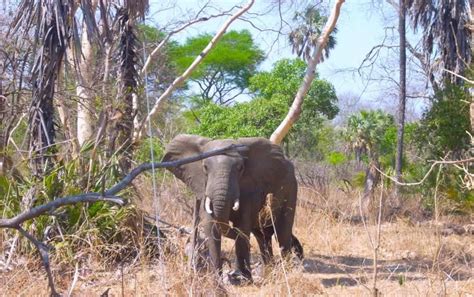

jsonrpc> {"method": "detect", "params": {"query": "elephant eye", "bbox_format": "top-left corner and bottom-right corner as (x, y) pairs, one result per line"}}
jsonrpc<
(203, 164), (208, 173)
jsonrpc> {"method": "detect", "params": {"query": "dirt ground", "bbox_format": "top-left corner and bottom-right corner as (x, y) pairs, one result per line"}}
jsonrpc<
(1, 183), (473, 296)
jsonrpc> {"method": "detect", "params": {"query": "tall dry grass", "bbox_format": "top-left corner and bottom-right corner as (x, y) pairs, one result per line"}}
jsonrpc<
(1, 172), (473, 296)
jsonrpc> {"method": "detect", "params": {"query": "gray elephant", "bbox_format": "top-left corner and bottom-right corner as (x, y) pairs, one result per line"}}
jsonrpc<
(163, 134), (302, 281)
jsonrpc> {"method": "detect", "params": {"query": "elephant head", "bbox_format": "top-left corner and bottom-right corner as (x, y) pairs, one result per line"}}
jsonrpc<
(162, 135), (241, 221)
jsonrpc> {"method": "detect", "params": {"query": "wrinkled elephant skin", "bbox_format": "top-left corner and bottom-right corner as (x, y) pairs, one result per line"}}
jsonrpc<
(163, 134), (302, 282)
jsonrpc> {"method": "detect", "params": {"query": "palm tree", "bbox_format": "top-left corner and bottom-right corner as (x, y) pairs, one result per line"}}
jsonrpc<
(289, 5), (337, 62)
(112, 2), (147, 172)
(344, 110), (395, 213)
(344, 110), (394, 163)
(406, 0), (471, 83)
(12, 0), (75, 176)
(11, 0), (149, 175)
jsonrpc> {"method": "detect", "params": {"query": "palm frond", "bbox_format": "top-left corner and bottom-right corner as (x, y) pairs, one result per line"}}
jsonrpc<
(25, 0), (74, 175)
(407, 0), (471, 83)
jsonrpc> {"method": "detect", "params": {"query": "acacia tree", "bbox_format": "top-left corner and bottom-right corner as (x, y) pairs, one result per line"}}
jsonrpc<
(171, 30), (264, 106)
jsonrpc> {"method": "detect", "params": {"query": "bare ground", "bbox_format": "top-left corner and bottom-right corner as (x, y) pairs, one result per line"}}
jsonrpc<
(1, 181), (473, 296)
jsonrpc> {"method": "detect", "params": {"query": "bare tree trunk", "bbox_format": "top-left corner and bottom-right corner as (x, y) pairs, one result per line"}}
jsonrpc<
(362, 159), (381, 217)
(470, 1), (474, 135)
(269, 0), (345, 145)
(394, 0), (406, 206)
(76, 0), (98, 146)
(0, 81), (6, 175)
(57, 64), (79, 157)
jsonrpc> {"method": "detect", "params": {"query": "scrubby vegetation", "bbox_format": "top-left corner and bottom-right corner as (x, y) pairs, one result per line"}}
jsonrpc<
(0, 0), (472, 296)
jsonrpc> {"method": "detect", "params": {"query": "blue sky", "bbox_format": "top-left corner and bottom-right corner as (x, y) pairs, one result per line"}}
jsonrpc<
(149, 1), (425, 119)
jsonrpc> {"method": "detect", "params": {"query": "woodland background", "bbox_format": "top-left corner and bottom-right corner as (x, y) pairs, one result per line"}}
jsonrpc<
(0, 0), (473, 295)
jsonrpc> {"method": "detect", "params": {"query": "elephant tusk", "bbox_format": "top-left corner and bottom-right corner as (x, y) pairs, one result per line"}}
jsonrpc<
(232, 199), (240, 211)
(205, 196), (213, 214)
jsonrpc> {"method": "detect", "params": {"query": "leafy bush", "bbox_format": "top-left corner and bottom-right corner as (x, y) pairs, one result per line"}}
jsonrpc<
(326, 151), (347, 166)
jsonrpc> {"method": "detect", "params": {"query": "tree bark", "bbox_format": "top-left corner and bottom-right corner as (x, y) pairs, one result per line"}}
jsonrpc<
(470, 1), (474, 136)
(57, 64), (79, 157)
(76, 0), (98, 146)
(269, 0), (345, 145)
(395, 0), (406, 202)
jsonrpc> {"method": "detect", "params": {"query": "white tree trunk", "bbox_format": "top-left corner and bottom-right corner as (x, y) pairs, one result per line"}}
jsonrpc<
(134, 0), (255, 141)
(269, 0), (345, 145)
(76, 1), (98, 146)
(76, 29), (94, 146)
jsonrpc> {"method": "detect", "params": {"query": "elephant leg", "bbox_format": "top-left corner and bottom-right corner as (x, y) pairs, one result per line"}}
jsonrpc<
(253, 228), (273, 265)
(234, 228), (252, 281)
(204, 218), (222, 276)
(274, 199), (296, 259)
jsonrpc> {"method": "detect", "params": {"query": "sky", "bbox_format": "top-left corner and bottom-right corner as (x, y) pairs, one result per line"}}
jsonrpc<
(148, 0), (427, 120)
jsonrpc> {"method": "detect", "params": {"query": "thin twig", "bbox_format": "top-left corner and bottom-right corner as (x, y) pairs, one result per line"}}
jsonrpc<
(373, 157), (474, 186)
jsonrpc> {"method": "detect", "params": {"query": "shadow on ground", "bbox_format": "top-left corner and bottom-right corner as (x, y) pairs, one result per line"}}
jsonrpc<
(302, 254), (471, 288)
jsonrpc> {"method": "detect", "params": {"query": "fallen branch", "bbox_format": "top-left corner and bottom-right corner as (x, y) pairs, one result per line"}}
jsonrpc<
(0, 143), (245, 296)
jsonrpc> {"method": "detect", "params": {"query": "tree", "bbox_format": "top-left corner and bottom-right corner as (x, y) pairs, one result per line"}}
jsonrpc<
(289, 5), (337, 62)
(250, 58), (338, 155)
(112, 4), (147, 172)
(75, 0), (99, 147)
(270, 0), (344, 144)
(14, 0), (76, 176)
(396, 0), (407, 195)
(190, 58), (339, 157)
(407, 0), (471, 84)
(344, 109), (396, 213)
(344, 110), (395, 163)
(135, 0), (256, 140)
(171, 30), (264, 105)
(415, 85), (471, 158)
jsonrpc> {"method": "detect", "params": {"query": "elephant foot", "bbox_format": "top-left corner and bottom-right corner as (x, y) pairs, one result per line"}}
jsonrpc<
(223, 270), (253, 286)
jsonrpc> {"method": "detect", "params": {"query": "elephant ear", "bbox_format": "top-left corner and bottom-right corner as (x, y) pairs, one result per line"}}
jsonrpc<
(162, 134), (210, 197)
(238, 137), (290, 187)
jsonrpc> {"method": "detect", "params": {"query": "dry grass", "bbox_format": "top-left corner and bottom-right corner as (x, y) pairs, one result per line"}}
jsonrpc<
(1, 176), (473, 296)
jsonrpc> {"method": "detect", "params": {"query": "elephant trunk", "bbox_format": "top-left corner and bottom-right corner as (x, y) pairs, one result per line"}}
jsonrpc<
(205, 173), (239, 226)
(210, 193), (231, 223)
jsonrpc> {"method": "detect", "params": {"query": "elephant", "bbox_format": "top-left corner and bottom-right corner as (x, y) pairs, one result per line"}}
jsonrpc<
(163, 134), (302, 282)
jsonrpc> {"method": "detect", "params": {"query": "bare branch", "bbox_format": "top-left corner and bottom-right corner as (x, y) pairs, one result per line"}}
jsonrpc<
(270, 0), (345, 144)
(375, 157), (474, 186)
(441, 68), (474, 84)
(139, 9), (234, 77)
(135, 0), (255, 141)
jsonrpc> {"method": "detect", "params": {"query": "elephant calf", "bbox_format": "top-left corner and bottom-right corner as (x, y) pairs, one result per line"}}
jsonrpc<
(163, 134), (302, 282)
